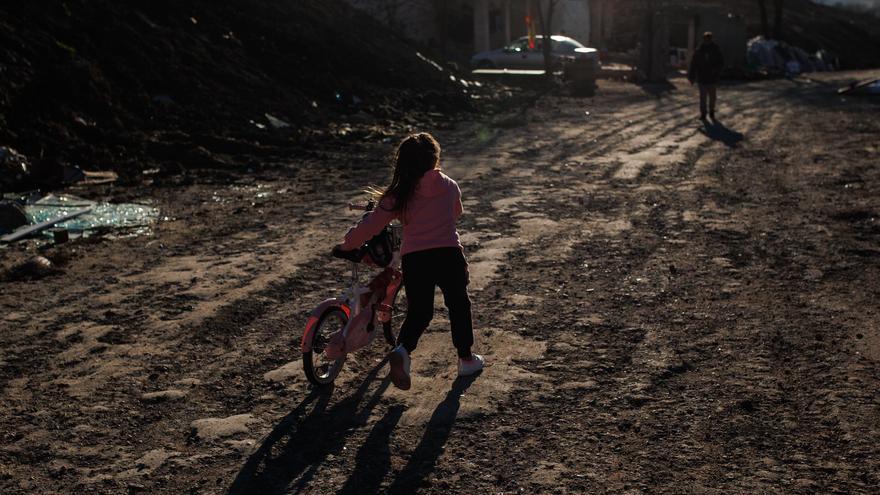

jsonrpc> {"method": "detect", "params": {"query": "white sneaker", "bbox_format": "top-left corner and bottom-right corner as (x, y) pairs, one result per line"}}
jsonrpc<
(458, 354), (484, 377)
(389, 345), (411, 390)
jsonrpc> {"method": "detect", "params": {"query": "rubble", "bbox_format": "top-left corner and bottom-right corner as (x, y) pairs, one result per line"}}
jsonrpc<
(3, 255), (58, 281)
(0, 1), (484, 187)
(838, 77), (880, 95)
(747, 36), (837, 76)
(0, 147), (31, 192)
(0, 206), (92, 243)
(0, 193), (159, 243)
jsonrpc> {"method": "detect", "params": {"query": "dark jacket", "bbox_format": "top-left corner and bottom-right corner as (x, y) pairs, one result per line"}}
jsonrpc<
(688, 41), (724, 84)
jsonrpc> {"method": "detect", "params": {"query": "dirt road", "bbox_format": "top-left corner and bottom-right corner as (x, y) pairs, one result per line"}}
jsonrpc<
(2, 71), (879, 494)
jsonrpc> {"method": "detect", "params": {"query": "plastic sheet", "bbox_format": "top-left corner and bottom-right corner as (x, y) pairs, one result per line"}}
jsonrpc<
(25, 194), (159, 238)
(747, 36), (835, 75)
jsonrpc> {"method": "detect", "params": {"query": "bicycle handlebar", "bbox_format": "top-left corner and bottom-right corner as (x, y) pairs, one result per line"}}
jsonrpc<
(348, 200), (375, 212)
(332, 244), (365, 263)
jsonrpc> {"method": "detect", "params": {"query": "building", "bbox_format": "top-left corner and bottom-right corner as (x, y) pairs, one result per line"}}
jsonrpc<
(345, 0), (746, 76)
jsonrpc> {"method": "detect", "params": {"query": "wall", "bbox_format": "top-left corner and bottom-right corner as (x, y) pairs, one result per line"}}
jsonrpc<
(556, 0), (591, 45)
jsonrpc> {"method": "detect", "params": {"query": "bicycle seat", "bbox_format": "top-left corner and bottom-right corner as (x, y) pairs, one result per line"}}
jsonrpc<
(332, 245), (365, 263)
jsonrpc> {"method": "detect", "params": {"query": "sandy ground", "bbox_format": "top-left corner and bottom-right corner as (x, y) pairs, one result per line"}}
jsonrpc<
(1, 71), (879, 494)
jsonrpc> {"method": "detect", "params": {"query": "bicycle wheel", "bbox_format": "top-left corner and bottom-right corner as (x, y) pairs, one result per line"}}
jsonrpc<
(303, 307), (347, 387)
(383, 284), (407, 348)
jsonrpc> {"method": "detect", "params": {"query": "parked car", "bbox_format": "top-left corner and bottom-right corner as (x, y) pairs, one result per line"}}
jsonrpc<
(470, 35), (599, 72)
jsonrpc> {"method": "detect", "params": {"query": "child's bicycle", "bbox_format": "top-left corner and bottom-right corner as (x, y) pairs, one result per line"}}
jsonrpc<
(300, 201), (407, 387)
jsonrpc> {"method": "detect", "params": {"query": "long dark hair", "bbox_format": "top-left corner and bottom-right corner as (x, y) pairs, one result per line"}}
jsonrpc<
(380, 133), (440, 221)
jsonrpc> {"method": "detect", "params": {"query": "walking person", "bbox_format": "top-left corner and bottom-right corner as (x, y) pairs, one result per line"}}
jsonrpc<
(688, 31), (725, 121)
(335, 132), (484, 390)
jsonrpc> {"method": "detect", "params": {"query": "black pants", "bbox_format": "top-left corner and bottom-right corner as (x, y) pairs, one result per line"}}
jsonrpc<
(398, 247), (473, 359)
(699, 83), (717, 116)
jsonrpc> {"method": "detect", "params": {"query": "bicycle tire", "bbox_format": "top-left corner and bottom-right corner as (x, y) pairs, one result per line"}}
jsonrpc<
(382, 284), (407, 348)
(303, 307), (348, 387)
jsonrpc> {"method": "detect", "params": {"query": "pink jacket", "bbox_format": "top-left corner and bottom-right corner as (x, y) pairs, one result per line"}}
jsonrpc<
(341, 169), (463, 256)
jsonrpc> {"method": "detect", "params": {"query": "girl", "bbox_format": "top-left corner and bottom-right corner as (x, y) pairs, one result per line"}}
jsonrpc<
(335, 132), (483, 390)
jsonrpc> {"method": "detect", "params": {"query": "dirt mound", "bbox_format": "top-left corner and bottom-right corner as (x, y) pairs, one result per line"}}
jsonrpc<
(0, 0), (474, 187)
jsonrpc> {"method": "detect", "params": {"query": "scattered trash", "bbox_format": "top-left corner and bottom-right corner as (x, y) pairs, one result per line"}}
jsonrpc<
(1, 148), (116, 192)
(264, 113), (290, 129)
(747, 36), (836, 76)
(838, 77), (880, 95)
(1, 205), (92, 243)
(58, 166), (118, 187)
(73, 115), (96, 127)
(415, 51), (444, 72)
(48, 227), (69, 244)
(26, 194), (159, 239)
(1, 194), (159, 243)
(0, 146), (31, 192)
(3, 255), (58, 280)
(79, 170), (119, 186)
(2, 190), (41, 203)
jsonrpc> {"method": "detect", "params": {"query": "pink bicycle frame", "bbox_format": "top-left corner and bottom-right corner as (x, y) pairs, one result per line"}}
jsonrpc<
(300, 266), (403, 355)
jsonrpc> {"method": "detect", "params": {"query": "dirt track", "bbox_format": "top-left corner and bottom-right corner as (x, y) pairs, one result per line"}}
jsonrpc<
(2, 71), (880, 494)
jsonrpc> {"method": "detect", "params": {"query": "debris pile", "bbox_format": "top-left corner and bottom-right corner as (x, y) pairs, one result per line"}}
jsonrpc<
(0, 0), (483, 188)
(600, 0), (880, 70)
(0, 193), (158, 243)
(746, 36), (838, 76)
(0, 147), (30, 192)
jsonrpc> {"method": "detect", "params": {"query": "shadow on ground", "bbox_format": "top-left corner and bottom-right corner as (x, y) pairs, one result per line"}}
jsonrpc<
(700, 119), (745, 147)
(228, 365), (481, 494)
(636, 80), (677, 96)
(228, 359), (393, 494)
(384, 372), (481, 494)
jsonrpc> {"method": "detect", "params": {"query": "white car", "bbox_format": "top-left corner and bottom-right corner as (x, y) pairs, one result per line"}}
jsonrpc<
(471, 35), (599, 71)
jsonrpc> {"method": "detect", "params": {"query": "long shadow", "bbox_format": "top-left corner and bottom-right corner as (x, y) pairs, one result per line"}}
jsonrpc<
(337, 404), (405, 495)
(385, 372), (481, 494)
(700, 118), (745, 148)
(228, 358), (392, 495)
(636, 79), (677, 97)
